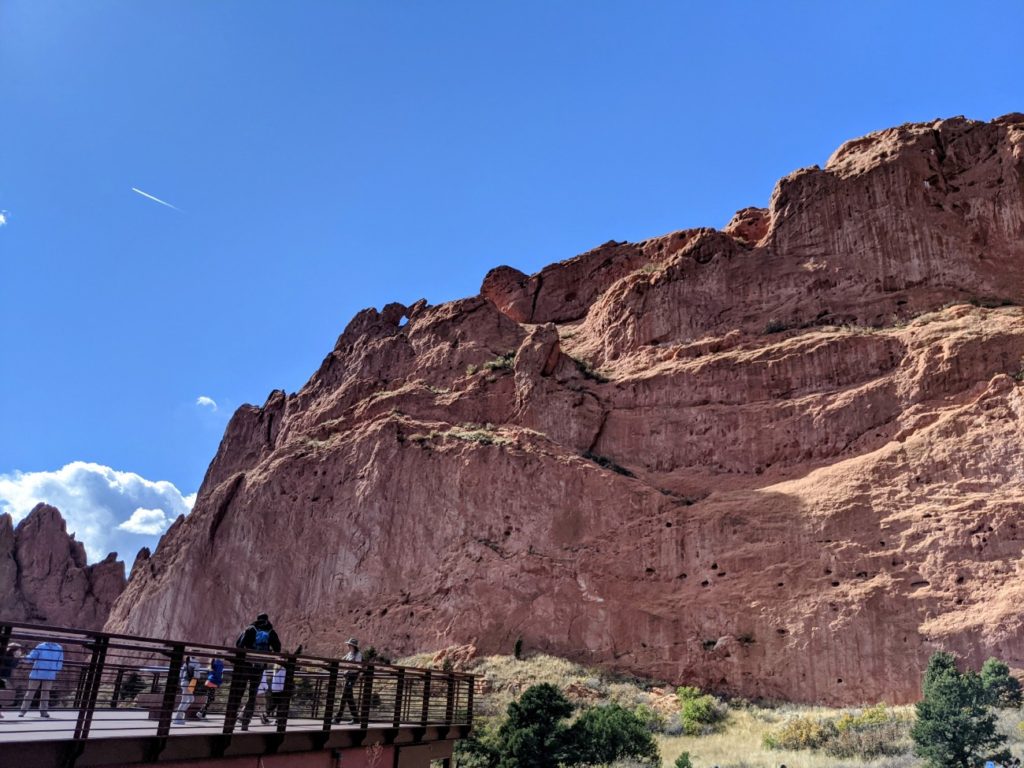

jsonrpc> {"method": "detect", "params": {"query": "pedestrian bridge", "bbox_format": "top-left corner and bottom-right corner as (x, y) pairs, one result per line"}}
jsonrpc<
(0, 621), (475, 768)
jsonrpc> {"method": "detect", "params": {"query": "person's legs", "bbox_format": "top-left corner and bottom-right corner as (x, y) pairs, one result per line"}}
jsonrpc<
(241, 671), (261, 728)
(174, 693), (193, 722)
(199, 684), (217, 717)
(19, 679), (41, 715)
(337, 679), (358, 721)
(38, 680), (52, 716)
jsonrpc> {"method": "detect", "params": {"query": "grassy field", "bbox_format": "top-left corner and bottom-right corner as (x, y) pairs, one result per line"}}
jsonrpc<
(398, 650), (1024, 768)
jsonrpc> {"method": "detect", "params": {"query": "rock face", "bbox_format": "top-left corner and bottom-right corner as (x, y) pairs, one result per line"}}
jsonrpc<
(107, 114), (1024, 704)
(1, 504), (126, 629)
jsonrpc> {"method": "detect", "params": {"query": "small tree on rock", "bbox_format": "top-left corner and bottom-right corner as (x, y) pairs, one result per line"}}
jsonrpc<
(980, 657), (1023, 707)
(912, 652), (1007, 768)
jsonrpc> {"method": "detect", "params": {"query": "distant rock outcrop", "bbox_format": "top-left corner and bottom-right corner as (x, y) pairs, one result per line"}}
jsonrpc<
(0, 504), (126, 629)
(106, 114), (1024, 704)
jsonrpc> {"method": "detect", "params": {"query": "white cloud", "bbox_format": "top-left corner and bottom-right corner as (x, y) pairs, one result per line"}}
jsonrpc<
(117, 507), (173, 535)
(196, 395), (217, 411)
(0, 210), (8, 227)
(0, 462), (195, 562)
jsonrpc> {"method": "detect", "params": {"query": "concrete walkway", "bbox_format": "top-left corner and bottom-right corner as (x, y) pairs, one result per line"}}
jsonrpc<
(0, 709), (361, 742)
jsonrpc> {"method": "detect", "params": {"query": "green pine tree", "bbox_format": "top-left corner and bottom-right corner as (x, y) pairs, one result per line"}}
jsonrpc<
(980, 657), (1023, 707)
(911, 652), (1007, 768)
(566, 703), (660, 765)
(495, 683), (574, 768)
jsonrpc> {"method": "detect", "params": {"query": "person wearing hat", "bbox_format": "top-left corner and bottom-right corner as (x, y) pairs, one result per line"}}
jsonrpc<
(0, 642), (23, 718)
(331, 637), (363, 725)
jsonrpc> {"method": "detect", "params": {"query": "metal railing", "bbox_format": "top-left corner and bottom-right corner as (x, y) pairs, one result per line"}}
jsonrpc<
(0, 621), (474, 742)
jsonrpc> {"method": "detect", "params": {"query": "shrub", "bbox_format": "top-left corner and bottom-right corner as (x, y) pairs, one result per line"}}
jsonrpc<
(631, 703), (666, 733)
(483, 352), (516, 371)
(677, 686), (727, 735)
(674, 753), (693, 768)
(980, 657), (1022, 707)
(570, 355), (609, 383)
(513, 636), (523, 660)
(763, 714), (837, 750)
(455, 716), (500, 768)
(566, 703), (660, 765)
(824, 719), (911, 759)
(912, 652), (1007, 768)
(765, 705), (911, 759)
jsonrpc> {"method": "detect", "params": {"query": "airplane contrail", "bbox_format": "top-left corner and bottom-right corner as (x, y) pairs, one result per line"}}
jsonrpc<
(131, 187), (182, 212)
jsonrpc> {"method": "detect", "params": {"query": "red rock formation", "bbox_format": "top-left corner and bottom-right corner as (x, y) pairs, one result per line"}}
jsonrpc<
(107, 114), (1024, 704)
(1, 504), (126, 629)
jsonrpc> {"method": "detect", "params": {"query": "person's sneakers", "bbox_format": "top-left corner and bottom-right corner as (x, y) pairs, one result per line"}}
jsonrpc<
(40, 712), (50, 718)
(240, 721), (249, 732)
(196, 711), (206, 720)
(260, 713), (269, 725)
(17, 713), (25, 718)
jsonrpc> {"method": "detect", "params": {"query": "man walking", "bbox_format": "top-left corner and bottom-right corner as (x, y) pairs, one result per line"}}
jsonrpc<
(18, 641), (63, 718)
(332, 637), (363, 725)
(230, 613), (281, 731)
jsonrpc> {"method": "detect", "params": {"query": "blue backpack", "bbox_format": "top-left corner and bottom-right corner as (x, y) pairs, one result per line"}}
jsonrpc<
(254, 629), (271, 651)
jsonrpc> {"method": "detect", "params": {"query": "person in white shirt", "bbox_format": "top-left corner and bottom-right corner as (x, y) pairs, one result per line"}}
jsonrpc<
(259, 664), (287, 724)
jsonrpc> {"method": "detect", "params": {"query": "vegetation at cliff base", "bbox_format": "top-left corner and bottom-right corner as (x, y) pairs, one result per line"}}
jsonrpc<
(402, 649), (1024, 767)
(911, 652), (1007, 768)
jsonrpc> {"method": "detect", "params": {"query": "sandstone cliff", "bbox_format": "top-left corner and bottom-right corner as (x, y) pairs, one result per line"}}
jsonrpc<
(107, 114), (1024, 704)
(1, 504), (126, 630)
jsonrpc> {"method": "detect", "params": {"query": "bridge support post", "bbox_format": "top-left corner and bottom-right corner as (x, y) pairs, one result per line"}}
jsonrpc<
(73, 635), (108, 741)
(157, 644), (184, 738)
(321, 660), (339, 731)
(392, 668), (406, 727)
(222, 650), (247, 735)
(358, 664), (375, 728)
(276, 653), (297, 733)
(420, 671), (432, 726)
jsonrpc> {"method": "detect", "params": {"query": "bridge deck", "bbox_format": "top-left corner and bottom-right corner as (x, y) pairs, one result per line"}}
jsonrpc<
(0, 621), (475, 767)
(0, 709), (372, 742)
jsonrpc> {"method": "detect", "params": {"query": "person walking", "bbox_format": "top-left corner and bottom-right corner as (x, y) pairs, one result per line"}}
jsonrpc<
(332, 638), (363, 725)
(173, 655), (201, 724)
(258, 663), (287, 724)
(18, 641), (64, 718)
(0, 642), (23, 718)
(231, 613), (281, 731)
(197, 656), (224, 719)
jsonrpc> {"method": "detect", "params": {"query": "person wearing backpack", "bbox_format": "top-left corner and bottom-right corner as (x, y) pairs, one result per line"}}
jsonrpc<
(232, 613), (282, 730)
(173, 655), (201, 724)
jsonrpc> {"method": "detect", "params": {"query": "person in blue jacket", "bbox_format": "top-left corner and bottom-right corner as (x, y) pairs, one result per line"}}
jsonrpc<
(197, 656), (225, 719)
(18, 641), (64, 718)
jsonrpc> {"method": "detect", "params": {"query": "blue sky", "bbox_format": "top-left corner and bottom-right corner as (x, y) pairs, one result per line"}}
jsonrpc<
(1, 1), (1022, 560)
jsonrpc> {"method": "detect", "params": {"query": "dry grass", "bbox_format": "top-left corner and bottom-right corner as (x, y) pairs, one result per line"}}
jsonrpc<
(657, 707), (919, 768)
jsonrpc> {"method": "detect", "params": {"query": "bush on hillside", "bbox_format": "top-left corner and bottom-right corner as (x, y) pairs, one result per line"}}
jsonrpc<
(763, 705), (910, 759)
(763, 714), (837, 750)
(676, 685), (727, 735)
(674, 753), (693, 768)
